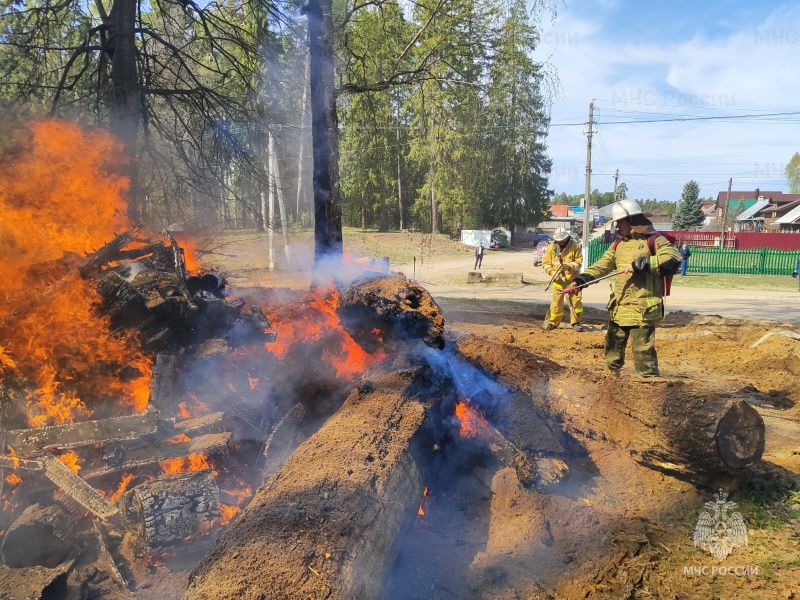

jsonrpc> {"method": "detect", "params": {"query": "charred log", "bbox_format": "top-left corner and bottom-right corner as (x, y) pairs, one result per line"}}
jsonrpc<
(1, 503), (76, 568)
(118, 471), (219, 556)
(186, 353), (454, 600)
(337, 274), (445, 352)
(454, 334), (765, 485)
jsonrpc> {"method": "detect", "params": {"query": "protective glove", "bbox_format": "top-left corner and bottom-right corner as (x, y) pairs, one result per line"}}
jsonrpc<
(631, 256), (650, 273)
(573, 274), (592, 287)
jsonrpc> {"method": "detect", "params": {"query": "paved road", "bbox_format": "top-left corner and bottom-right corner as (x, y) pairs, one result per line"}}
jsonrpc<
(422, 280), (800, 325)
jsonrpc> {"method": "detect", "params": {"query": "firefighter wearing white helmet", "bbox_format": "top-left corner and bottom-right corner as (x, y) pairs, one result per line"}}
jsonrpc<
(541, 227), (584, 331)
(562, 201), (681, 376)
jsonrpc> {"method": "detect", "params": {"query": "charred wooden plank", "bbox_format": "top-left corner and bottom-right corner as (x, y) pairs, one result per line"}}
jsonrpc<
(260, 403), (305, 482)
(5, 409), (158, 455)
(94, 519), (136, 590)
(41, 455), (119, 520)
(169, 412), (225, 435)
(149, 353), (175, 411)
(162, 230), (197, 311)
(79, 228), (140, 279)
(118, 471), (219, 556)
(113, 240), (165, 262)
(82, 432), (231, 480)
(0, 455), (44, 471)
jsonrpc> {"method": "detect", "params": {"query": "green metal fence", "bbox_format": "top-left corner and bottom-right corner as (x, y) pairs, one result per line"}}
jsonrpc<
(587, 239), (800, 276)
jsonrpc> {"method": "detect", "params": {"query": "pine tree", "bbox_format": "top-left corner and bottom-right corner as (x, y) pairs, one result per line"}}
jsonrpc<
(672, 180), (705, 230)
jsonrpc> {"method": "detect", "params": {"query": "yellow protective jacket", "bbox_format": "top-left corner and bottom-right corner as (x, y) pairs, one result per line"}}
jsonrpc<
(542, 239), (582, 288)
(583, 233), (681, 326)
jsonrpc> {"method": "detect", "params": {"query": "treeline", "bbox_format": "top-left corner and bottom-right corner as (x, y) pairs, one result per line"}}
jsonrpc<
(0, 0), (555, 236)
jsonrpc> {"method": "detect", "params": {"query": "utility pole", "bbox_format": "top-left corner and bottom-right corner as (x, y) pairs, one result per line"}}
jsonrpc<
(581, 101), (594, 269)
(613, 168), (619, 200)
(721, 177), (732, 247)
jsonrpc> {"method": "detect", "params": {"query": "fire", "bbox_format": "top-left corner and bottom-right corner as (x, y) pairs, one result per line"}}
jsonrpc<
(0, 119), (152, 427)
(219, 503), (239, 525)
(159, 452), (216, 475)
(5, 474), (22, 486)
(417, 486), (429, 516)
(169, 233), (201, 273)
(454, 401), (489, 437)
(108, 473), (136, 504)
(265, 287), (383, 379)
(5, 447), (19, 470)
(56, 450), (83, 474)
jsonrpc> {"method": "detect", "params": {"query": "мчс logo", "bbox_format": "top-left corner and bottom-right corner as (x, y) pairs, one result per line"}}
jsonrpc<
(693, 489), (748, 561)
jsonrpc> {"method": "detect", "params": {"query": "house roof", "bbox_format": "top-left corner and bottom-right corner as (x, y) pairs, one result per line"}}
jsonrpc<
(773, 203), (800, 224)
(736, 199), (771, 221)
(717, 191), (800, 207)
(548, 205), (569, 217)
(755, 199), (800, 216)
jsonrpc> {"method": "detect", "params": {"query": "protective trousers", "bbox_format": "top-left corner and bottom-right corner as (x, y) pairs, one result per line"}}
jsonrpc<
(604, 321), (659, 376)
(547, 284), (583, 326)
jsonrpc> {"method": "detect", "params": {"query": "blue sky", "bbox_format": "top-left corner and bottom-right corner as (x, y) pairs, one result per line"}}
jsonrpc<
(535, 0), (800, 201)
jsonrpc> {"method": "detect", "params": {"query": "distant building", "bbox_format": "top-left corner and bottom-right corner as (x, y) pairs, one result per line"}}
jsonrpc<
(715, 190), (800, 230)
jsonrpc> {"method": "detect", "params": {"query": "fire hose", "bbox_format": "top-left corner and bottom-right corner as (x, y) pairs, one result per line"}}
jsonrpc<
(561, 270), (620, 294)
(543, 263), (564, 292)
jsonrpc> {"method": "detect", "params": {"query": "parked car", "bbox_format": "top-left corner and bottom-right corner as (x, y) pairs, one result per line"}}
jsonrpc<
(532, 240), (549, 265)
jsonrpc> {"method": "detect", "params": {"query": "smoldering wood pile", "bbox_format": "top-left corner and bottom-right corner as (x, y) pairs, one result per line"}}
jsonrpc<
(0, 229), (290, 596)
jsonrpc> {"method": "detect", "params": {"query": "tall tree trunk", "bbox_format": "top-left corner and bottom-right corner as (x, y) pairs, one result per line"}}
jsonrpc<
(108, 0), (142, 223)
(307, 0), (343, 263)
(396, 125), (405, 231)
(379, 196), (388, 232)
(296, 53), (310, 224)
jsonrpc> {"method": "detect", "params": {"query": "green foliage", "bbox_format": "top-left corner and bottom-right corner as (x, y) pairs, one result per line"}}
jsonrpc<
(786, 152), (800, 193)
(672, 179), (705, 230)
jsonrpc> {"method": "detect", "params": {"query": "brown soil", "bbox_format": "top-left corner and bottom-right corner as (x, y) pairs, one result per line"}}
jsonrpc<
(50, 232), (800, 600)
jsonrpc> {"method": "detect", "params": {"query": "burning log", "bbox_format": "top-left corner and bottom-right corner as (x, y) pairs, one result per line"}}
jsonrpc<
(1, 503), (76, 568)
(186, 353), (454, 600)
(337, 274), (445, 352)
(4, 410), (159, 455)
(454, 335), (766, 484)
(117, 471), (219, 556)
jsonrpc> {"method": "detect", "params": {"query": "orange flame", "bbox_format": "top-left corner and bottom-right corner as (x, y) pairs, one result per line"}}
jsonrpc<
(56, 450), (82, 474)
(5, 474), (22, 486)
(455, 401), (489, 438)
(265, 287), (383, 379)
(219, 503), (239, 525)
(109, 473), (136, 504)
(5, 447), (19, 470)
(0, 119), (152, 427)
(169, 234), (201, 273)
(159, 453), (215, 475)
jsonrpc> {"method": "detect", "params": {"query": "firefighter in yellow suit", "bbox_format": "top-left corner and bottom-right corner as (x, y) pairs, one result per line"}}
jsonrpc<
(541, 227), (585, 331)
(562, 200), (682, 377)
